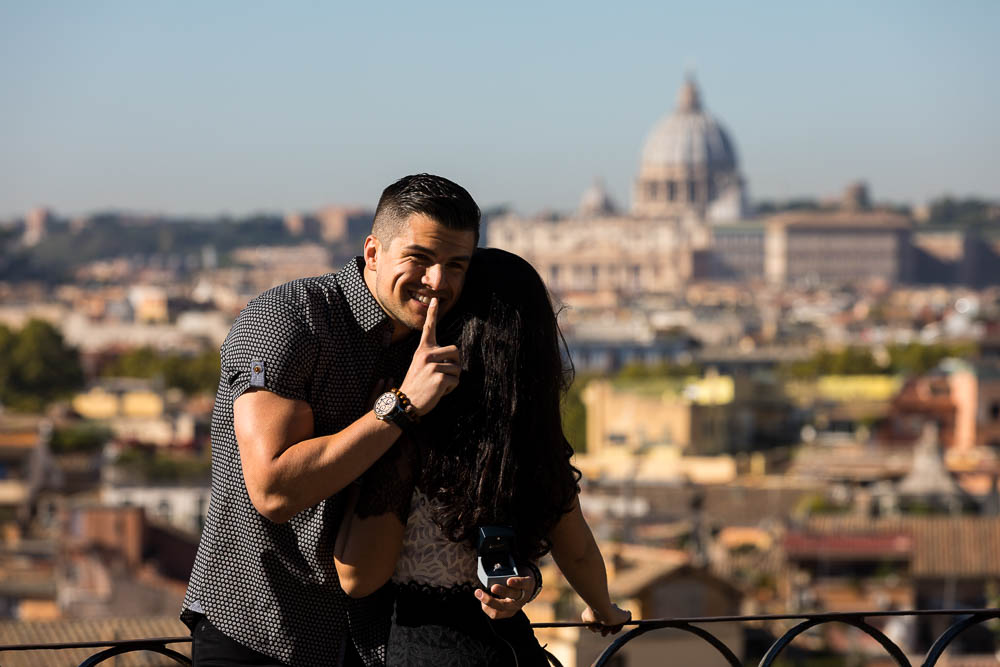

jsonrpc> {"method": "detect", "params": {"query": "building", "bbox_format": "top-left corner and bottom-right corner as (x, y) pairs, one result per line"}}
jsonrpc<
(580, 370), (795, 468)
(489, 76), (745, 295)
(763, 195), (914, 287)
(880, 358), (1000, 453)
(581, 373), (752, 459)
(788, 515), (1000, 655)
(491, 75), (1000, 294)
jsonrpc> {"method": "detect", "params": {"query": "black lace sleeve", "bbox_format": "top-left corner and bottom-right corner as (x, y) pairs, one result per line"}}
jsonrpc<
(354, 436), (418, 523)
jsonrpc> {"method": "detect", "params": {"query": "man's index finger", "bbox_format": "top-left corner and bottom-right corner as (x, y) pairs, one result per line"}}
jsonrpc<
(421, 297), (438, 347)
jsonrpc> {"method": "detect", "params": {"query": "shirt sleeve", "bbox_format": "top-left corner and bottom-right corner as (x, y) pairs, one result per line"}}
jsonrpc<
(220, 296), (318, 403)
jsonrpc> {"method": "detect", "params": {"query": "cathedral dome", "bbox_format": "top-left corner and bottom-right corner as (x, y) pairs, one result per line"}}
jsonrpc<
(639, 78), (738, 171)
(633, 76), (747, 221)
(578, 178), (617, 217)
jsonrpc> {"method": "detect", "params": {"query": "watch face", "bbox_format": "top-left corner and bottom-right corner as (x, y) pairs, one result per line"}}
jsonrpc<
(374, 391), (399, 418)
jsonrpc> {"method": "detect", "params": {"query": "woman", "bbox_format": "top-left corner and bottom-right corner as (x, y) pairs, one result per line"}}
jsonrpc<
(335, 248), (630, 666)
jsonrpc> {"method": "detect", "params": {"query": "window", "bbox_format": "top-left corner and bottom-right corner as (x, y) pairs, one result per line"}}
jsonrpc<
(667, 180), (676, 201)
(990, 401), (1000, 421)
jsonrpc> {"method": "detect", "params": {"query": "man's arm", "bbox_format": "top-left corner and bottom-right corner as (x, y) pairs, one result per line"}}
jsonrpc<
(236, 297), (458, 523)
(235, 392), (403, 523)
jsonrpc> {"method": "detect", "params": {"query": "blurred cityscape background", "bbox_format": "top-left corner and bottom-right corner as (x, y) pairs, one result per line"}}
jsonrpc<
(2, 1), (999, 665)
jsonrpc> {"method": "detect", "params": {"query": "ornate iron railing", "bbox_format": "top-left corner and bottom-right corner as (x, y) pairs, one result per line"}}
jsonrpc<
(0, 609), (996, 666)
(534, 608), (1000, 667)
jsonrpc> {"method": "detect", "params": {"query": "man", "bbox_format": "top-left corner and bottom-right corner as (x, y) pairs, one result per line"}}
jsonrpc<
(182, 174), (537, 666)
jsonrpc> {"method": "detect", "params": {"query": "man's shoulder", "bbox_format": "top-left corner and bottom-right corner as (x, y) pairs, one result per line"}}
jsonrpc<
(252, 273), (342, 310)
(231, 273), (345, 339)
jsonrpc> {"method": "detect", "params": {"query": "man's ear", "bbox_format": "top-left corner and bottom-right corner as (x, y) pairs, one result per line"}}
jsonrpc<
(363, 235), (380, 271)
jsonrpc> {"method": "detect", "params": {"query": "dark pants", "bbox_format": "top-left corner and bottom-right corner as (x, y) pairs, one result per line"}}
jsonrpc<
(191, 615), (365, 667)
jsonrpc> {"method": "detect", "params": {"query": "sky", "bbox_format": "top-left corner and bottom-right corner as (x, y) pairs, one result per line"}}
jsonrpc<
(1, 0), (997, 220)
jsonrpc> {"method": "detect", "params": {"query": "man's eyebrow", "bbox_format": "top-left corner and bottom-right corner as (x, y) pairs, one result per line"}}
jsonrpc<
(402, 244), (472, 262)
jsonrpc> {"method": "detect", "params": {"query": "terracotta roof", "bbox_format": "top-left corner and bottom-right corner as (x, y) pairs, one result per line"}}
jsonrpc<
(621, 481), (816, 526)
(609, 559), (687, 598)
(803, 516), (1000, 577)
(784, 532), (913, 558)
(0, 616), (190, 667)
(0, 432), (38, 448)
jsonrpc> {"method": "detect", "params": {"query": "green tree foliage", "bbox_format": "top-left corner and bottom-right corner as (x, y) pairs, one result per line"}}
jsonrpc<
(115, 448), (212, 483)
(927, 196), (1000, 227)
(50, 422), (112, 454)
(0, 320), (84, 411)
(1, 213), (299, 282)
(615, 360), (702, 380)
(101, 346), (220, 394)
(754, 198), (824, 216)
(781, 342), (978, 379)
(562, 373), (594, 454)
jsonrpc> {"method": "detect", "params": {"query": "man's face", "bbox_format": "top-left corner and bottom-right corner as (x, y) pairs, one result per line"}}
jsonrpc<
(363, 213), (476, 340)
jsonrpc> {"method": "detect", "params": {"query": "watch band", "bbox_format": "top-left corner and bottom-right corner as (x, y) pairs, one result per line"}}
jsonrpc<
(521, 560), (543, 603)
(374, 388), (419, 431)
(390, 388), (420, 424)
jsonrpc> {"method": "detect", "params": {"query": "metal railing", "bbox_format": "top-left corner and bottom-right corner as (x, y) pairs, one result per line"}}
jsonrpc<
(0, 608), (997, 666)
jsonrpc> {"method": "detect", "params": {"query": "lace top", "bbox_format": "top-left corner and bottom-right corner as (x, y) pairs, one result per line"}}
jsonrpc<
(392, 488), (478, 592)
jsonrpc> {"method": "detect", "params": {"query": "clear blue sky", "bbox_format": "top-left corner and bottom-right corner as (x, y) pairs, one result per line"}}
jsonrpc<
(1, 0), (997, 219)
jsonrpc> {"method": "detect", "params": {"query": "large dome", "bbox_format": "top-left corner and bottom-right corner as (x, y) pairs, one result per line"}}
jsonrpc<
(640, 78), (738, 171)
(633, 77), (747, 221)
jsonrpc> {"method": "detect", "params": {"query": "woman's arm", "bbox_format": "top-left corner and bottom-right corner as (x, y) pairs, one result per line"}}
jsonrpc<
(334, 441), (416, 598)
(549, 495), (631, 632)
(334, 484), (407, 598)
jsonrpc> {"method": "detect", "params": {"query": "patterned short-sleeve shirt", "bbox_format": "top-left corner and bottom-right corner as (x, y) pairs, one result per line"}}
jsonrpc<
(183, 258), (416, 667)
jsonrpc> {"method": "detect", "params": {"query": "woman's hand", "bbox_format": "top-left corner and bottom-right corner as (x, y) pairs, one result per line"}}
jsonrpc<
(474, 575), (535, 620)
(582, 604), (632, 636)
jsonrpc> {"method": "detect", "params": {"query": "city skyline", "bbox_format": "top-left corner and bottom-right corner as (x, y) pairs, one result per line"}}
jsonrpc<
(2, 0), (998, 220)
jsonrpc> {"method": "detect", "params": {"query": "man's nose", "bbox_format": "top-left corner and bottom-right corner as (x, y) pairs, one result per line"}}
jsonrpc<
(422, 264), (445, 291)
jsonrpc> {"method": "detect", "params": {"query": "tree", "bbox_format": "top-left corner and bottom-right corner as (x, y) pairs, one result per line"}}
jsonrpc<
(50, 422), (112, 454)
(562, 372), (598, 454)
(0, 319), (84, 411)
(101, 346), (220, 394)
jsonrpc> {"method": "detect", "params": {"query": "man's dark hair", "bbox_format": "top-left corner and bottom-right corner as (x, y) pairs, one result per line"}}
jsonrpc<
(372, 173), (481, 245)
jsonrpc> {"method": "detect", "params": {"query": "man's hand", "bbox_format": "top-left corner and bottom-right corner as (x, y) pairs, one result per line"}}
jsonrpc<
(473, 575), (535, 620)
(398, 297), (461, 415)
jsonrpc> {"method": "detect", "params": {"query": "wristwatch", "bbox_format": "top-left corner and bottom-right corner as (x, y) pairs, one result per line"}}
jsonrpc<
(373, 388), (418, 431)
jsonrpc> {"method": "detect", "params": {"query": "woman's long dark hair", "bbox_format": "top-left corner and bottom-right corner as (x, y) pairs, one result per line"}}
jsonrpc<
(418, 248), (581, 561)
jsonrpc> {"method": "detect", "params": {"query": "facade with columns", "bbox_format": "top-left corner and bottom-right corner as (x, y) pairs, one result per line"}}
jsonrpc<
(488, 77), (747, 295)
(489, 77), (928, 293)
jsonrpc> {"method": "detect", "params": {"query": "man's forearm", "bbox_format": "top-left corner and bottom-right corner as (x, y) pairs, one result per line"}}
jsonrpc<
(235, 391), (403, 523)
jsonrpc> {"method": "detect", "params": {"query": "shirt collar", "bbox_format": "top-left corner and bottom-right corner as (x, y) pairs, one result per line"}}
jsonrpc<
(336, 257), (394, 342)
